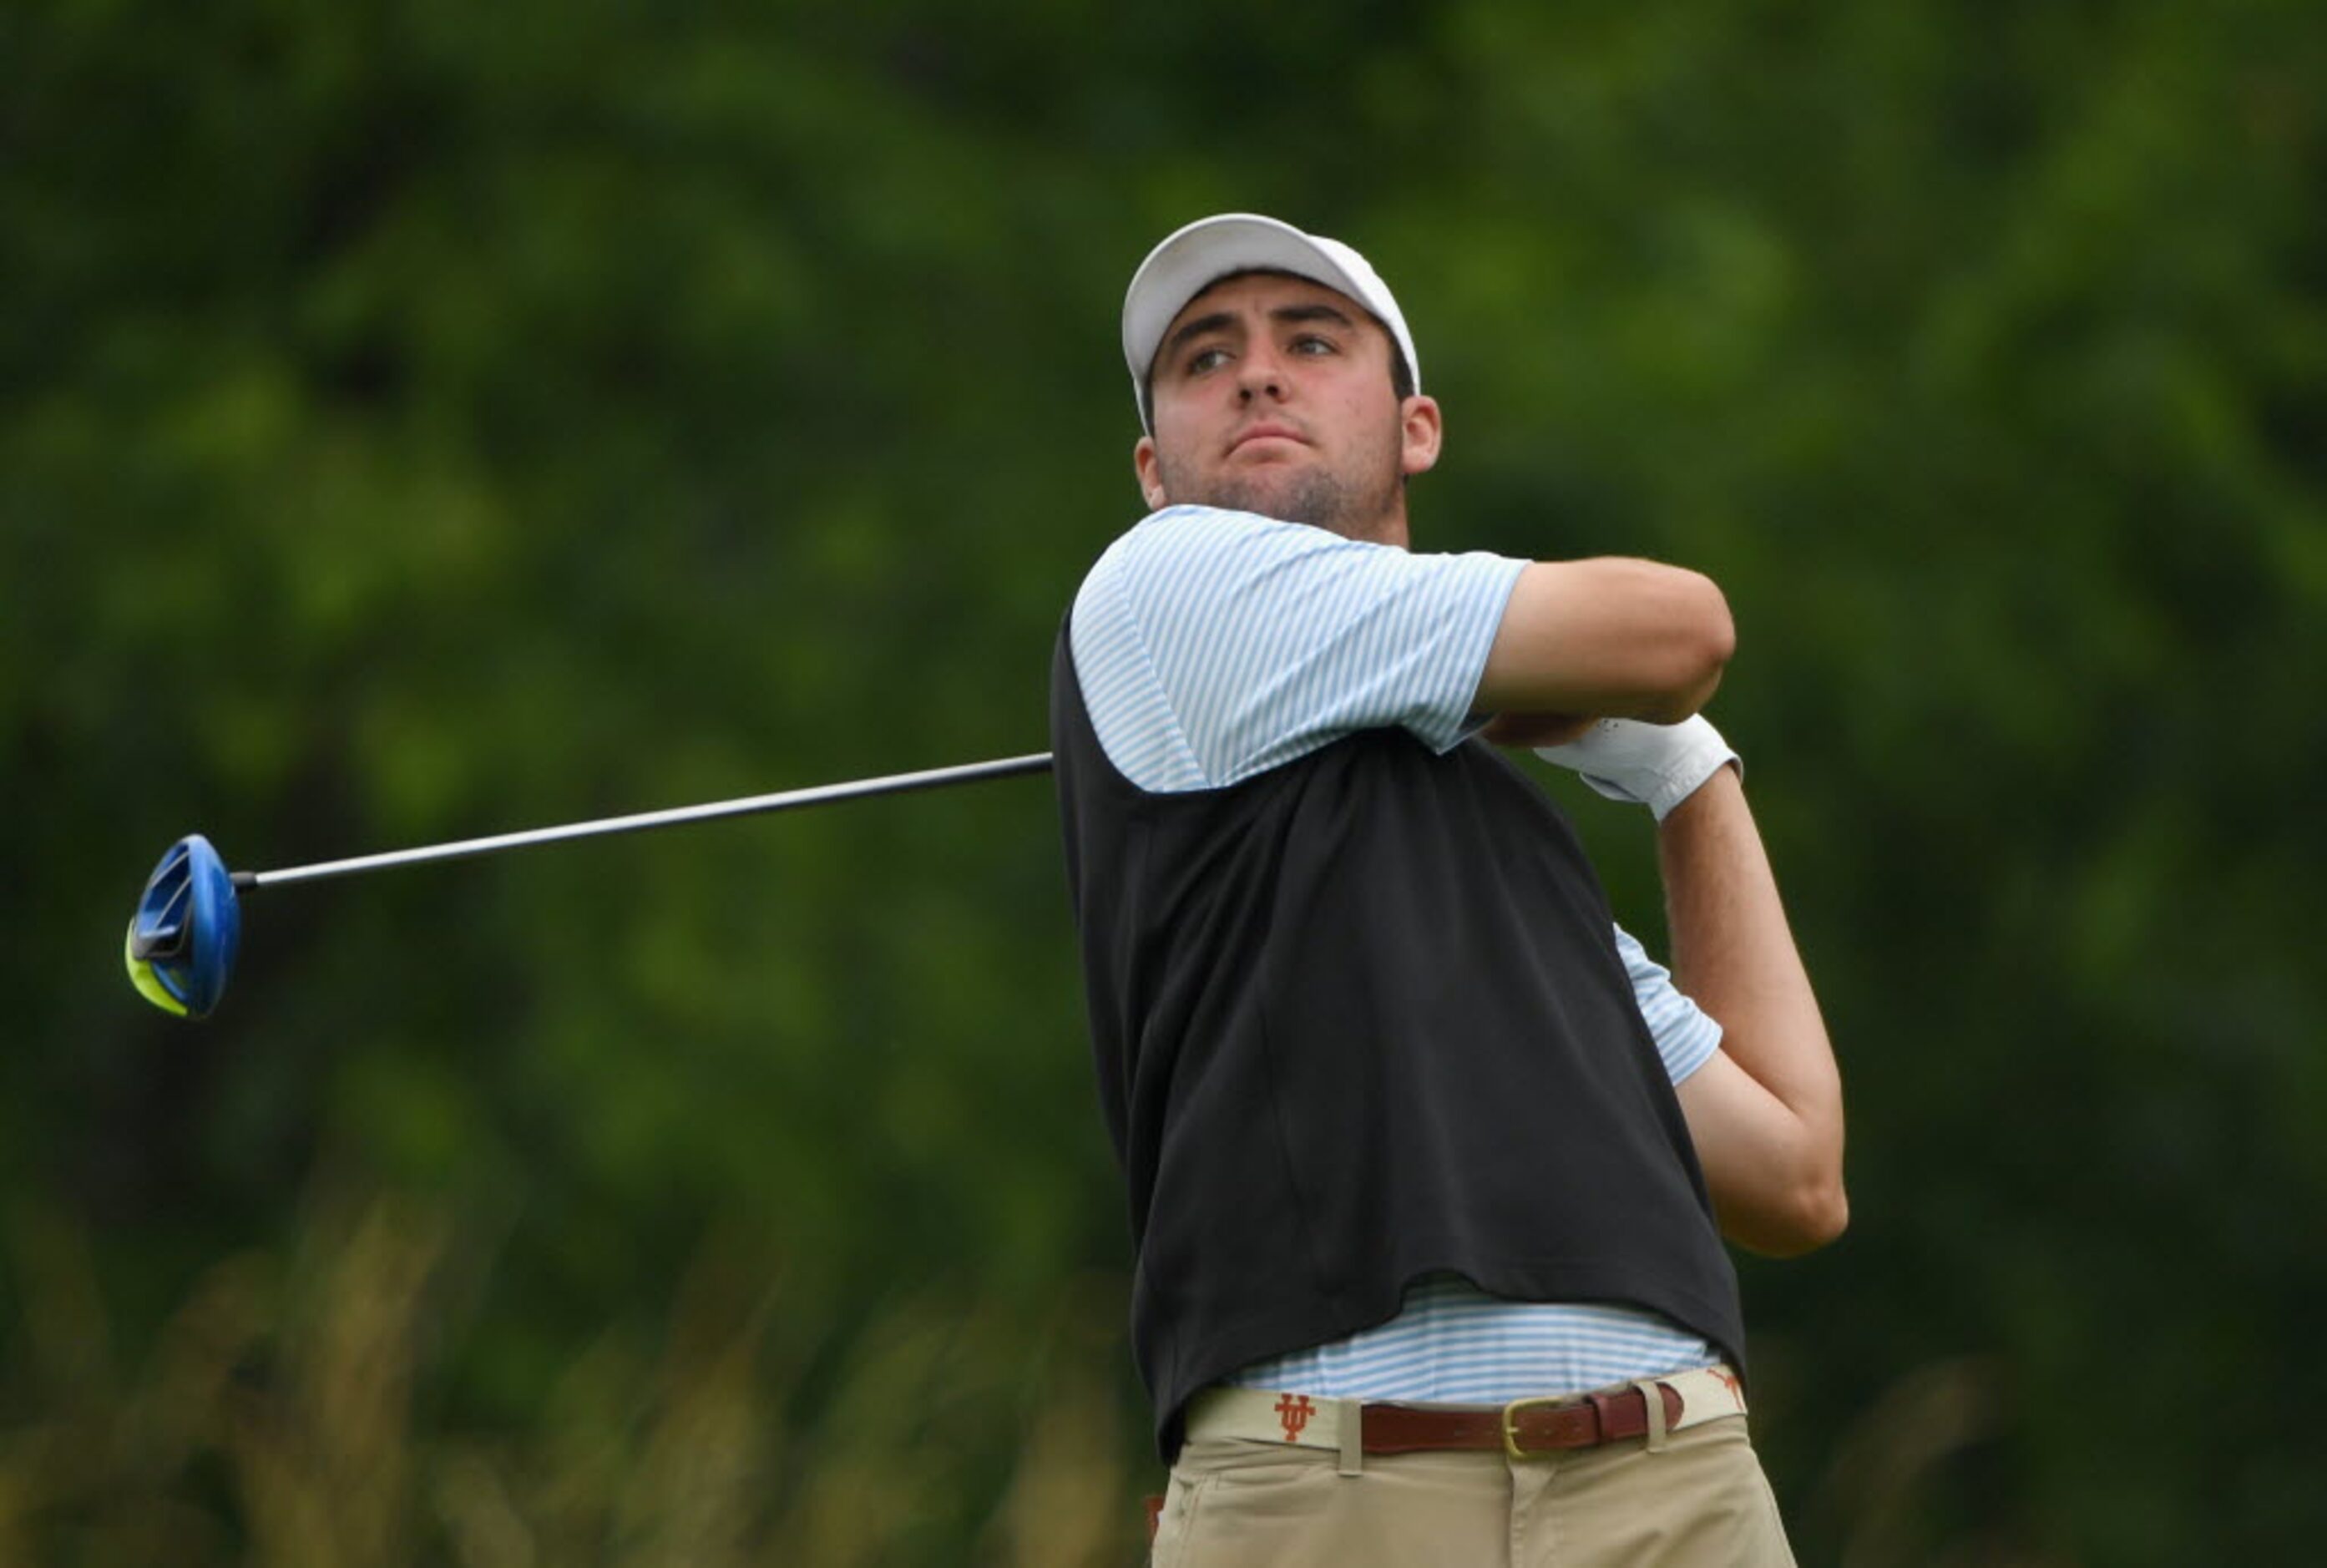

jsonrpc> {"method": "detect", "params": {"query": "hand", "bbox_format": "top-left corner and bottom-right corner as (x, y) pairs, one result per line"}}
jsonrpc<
(1534, 716), (1740, 822)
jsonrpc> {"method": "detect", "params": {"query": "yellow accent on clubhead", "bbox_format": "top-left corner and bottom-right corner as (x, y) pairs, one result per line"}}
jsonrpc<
(124, 919), (190, 1017)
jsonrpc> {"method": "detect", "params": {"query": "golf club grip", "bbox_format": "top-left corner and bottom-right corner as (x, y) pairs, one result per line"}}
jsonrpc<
(241, 752), (1055, 890)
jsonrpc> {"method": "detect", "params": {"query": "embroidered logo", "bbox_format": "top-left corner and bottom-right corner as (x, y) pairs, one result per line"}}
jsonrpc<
(1274, 1393), (1316, 1442)
(1709, 1368), (1744, 1409)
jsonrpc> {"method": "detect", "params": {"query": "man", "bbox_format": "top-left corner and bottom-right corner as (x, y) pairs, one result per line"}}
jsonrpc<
(1050, 214), (1845, 1565)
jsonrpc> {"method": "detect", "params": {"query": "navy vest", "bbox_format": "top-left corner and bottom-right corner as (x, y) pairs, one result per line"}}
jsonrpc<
(1051, 620), (1746, 1459)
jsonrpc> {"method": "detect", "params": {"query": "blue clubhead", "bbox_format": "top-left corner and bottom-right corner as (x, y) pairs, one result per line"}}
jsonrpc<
(124, 835), (240, 1019)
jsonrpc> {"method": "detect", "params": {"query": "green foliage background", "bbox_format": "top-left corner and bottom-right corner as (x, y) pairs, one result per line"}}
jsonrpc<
(6, 1), (2323, 1561)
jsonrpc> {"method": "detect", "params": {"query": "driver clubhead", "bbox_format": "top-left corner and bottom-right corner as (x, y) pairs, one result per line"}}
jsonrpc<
(124, 834), (240, 1019)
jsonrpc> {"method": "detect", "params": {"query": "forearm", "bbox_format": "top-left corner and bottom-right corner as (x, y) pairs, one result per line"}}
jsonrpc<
(1660, 767), (1848, 1252)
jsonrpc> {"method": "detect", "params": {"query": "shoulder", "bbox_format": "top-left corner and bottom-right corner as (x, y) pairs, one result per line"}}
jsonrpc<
(1075, 506), (1326, 638)
(1086, 504), (1353, 584)
(1078, 504), (1468, 622)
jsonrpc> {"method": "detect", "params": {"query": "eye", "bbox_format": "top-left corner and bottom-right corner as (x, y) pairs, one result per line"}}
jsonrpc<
(1290, 334), (1337, 357)
(1186, 346), (1231, 376)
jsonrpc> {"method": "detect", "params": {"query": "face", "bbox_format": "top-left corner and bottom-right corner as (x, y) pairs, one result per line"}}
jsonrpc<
(1135, 273), (1441, 546)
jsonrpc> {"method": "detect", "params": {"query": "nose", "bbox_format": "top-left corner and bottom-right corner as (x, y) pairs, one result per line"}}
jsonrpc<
(1235, 341), (1287, 402)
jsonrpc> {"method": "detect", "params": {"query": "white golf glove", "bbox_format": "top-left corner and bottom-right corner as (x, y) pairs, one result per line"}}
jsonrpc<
(1534, 716), (1740, 822)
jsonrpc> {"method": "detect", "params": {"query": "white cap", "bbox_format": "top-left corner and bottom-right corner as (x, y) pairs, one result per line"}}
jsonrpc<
(1121, 213), (1420, 434)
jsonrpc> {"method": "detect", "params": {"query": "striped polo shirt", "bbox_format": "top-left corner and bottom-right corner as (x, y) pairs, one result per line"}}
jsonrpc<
(1070, 503), (1724, 1401)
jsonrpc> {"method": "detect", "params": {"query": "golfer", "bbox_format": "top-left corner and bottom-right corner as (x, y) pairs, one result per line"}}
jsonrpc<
(1050, 214), (1846, 1565)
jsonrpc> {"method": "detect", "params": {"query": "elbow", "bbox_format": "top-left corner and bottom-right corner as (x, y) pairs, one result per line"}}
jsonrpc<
(1640, 574), (1735, 724)
(1747, 1176), (1849, 1259)
(1703, 589), (1738, 686)
(1790, 1176), (1851, 1255)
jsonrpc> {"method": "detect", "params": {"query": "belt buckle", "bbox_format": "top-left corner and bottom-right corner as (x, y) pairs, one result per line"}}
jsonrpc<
(1499, 1394), (1573, 1460)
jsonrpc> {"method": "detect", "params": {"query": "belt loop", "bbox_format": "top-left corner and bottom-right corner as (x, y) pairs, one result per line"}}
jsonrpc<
(1635, 1380), (1670, 1454)
(1337, 1399), (1363, 1477)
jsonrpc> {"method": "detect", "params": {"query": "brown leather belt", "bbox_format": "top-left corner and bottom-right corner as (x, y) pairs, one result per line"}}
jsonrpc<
(1181, 1365), (1746, 1460)
(1368, 1383), (1686, 1454)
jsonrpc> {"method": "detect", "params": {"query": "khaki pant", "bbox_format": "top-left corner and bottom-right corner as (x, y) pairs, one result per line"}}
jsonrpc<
(1151, 1414), (1795, 1567)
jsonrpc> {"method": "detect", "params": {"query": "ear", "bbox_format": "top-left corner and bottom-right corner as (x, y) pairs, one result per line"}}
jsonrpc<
(1133, 435), (1168, 510)
(1399, 395), (1443, 478)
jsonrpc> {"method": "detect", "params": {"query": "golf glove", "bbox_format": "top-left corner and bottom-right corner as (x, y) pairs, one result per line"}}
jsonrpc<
(1534, 716), (1739, 822)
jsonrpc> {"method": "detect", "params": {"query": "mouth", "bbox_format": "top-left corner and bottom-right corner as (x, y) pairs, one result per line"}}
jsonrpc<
(1230, 423), (1307, 455)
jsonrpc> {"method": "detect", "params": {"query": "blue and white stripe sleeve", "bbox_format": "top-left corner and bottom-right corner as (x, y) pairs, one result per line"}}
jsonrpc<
(1070, 506), (1527, 793)
(1616, 923), (1722, 1085)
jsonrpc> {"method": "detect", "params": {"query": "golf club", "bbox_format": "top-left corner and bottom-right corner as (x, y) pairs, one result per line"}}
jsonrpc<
(124, 751), (1055, 1019)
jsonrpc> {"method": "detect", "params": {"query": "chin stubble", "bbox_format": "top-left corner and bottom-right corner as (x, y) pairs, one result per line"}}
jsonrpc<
(1156, 455), (1403, 544)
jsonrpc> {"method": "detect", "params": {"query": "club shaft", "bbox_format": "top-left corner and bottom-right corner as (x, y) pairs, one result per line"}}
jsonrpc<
(238, 752), (1055, 891)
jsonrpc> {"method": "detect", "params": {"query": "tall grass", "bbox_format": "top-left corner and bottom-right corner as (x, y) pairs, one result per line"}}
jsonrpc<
(2, 1191), (2036, 1565)
(0, 1194), (1145, 1567)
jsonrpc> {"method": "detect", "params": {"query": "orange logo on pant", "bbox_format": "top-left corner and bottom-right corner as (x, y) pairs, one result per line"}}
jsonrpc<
(1274, 1393), (1316, 1442)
